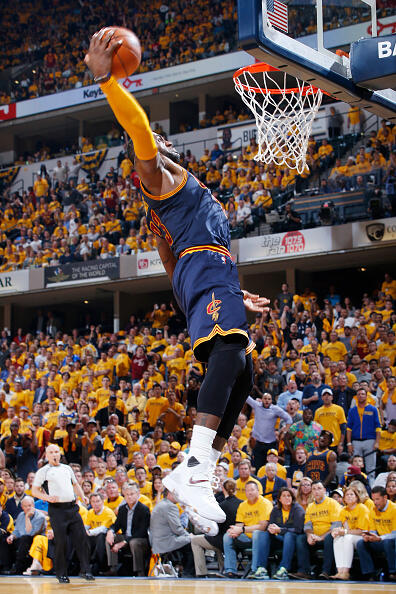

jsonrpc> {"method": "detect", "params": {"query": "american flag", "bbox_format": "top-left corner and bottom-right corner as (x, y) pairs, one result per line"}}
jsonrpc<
(267, 0), (288, 33)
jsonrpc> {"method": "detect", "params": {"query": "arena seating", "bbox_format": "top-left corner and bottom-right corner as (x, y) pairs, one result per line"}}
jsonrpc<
(0, 268), (394, 578)
(0, 0), (395, 584)
(0, 0), (394, 103)
(0, 119), (394, 271)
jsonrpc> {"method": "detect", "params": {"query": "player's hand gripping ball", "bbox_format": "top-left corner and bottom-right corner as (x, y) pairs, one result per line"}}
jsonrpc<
(85, 27), (141, 80)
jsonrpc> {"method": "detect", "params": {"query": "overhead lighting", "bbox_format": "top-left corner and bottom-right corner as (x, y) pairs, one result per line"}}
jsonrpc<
(14, 80), (19, 84)
(32, 69), (36, 74)
(84, 300), (89, 304)
(359, 267), (366, 272)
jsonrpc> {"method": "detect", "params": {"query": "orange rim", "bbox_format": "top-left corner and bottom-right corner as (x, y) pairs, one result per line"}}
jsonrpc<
(233, 62), (323, 96)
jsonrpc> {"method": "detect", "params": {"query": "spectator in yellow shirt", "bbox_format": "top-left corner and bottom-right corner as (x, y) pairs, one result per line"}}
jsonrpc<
(347, 106), (361, 133)
(120, 157), (133, 179)
(235, 460), (263, 500)
(158, 391), (185, 433)
(115, 345), (131, 379)
(331, 486), (370, 580)
(322, 331), (348, 362)
(377, 119), (393, 144)
(151, 303), (172, 329)
(314, 389), (347, 453)
(381, 273), (396, 300)
(144, 385), (168, 428)
(356, 486), (396, 580)
(200, 149), (210, 163)
(206, 166), (221, 189)
(33, 176), (49, 198)
(293, 481), (342, 579)
(223, 480), (272, 578)
(317, 139), (334, 168)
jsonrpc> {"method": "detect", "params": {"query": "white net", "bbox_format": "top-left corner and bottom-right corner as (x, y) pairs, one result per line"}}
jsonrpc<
(234, 65), (323, 175)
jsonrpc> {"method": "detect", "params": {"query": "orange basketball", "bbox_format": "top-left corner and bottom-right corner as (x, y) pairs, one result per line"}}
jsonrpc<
(109, 27), (141, 79)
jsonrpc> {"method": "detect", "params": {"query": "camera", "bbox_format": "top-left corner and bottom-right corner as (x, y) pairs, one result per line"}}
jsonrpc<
(319, 200), (336, 226)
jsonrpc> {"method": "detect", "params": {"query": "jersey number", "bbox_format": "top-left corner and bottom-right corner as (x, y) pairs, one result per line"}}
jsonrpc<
(149, 210), (173, 246)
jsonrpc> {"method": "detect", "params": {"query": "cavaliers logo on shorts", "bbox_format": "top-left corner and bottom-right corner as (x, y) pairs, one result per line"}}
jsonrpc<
(206, 292), (222, 322)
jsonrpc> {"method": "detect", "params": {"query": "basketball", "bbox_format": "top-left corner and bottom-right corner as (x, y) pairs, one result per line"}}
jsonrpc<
(109, 26), (141, 79)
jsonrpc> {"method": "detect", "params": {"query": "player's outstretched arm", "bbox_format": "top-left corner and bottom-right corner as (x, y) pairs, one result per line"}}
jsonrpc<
(84, 30), (177, 195)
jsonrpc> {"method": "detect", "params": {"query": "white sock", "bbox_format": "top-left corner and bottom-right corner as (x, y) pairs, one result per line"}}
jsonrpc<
(31, 559), (42, 570)
(189, 425), (217, 462)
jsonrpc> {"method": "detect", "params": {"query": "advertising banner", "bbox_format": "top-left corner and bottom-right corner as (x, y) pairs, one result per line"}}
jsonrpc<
(136, 251), (166, 277)
(0, 270), (29, 294)
(11, 52), (254, 120)
(239, 227), (333, 263)
(44, 259), (120, 287)
(352, 217), (396, 247)
(0, 103), (16, 121)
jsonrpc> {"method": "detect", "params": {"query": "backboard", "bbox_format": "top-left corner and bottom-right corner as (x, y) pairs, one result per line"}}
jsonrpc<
(237, 0), (396, 120)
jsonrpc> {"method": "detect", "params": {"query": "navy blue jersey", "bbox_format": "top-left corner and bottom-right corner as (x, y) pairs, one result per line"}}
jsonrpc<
(305, 449), (332, 483)
(141, 169), (230, 258)
(141, 168), (253, 362)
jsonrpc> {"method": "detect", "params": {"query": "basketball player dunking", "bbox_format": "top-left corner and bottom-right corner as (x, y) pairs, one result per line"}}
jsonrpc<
(85, 30), (269, 524)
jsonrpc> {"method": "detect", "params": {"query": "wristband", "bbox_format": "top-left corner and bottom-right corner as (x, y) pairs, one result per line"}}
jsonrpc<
(241, 525), (245, 533)
(347, 443), (352, 446)
(94, 72), (111, 84)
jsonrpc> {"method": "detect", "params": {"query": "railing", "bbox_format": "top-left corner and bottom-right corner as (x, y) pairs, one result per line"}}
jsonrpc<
(173, 134), (224, 155)
(12, 178), (24, 194)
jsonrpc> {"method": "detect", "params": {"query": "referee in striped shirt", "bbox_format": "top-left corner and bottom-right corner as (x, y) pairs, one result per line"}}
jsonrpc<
(32, 444), (94, 583)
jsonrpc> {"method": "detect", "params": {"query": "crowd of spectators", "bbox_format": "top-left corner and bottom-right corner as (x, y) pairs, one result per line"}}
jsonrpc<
(0, 115), (395, 272)
(0, 0), (237, 105)
(0, 0), (394, 105)
(0, 272), (394, 579)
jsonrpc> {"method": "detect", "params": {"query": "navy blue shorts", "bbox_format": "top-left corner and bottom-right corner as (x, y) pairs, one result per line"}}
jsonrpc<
(172, 249), (254, 363)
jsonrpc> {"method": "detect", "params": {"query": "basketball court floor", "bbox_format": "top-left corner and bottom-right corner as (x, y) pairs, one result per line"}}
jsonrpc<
(0, 577), (393, 594)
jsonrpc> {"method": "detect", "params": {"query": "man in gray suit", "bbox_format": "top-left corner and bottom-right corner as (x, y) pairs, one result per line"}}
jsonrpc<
(149, 489), (195, 577)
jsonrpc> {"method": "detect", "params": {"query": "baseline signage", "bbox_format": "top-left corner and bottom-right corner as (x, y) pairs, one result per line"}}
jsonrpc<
(0, 270), (29, 294)
(239, 227), (333, 263)
(352, 217), (396, 247)
(137, 251), (165, 277)
(44, 259), (120, 287)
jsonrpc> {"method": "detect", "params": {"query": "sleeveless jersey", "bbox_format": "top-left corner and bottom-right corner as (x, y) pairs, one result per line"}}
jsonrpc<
(141, 167), (253, 362)
(141, 169), (230, 257)
(305, 449), (332, 482)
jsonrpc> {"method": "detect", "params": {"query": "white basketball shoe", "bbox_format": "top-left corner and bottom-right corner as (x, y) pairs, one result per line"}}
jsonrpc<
(181, 504), (219, 536)
(163, 455), (226, 523)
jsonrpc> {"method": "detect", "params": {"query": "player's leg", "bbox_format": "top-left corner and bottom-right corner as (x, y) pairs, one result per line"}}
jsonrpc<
(190, 335), (247, 455)
(212, 352), (253, 451)
(163, 336), (249, 521)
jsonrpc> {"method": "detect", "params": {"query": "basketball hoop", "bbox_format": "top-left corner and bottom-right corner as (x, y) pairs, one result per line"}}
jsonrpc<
(233, 63), (323, 174)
